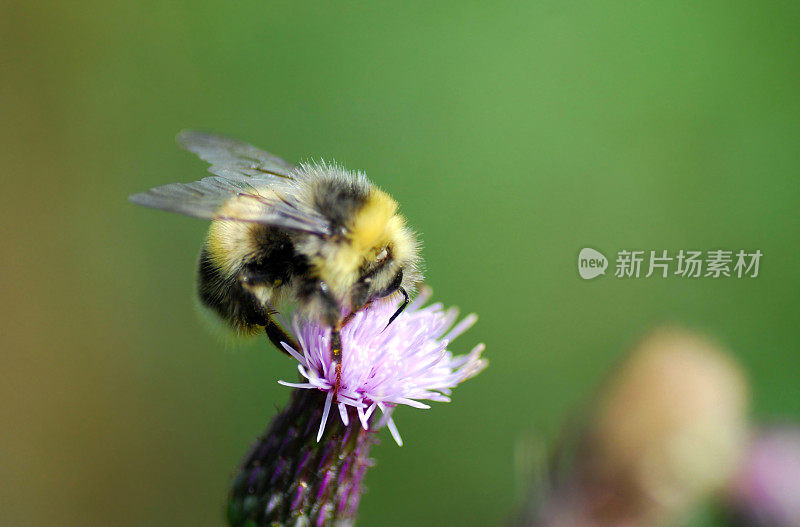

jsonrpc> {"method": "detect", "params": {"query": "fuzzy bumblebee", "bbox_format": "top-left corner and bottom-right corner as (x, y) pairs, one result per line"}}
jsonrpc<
(130, 131), (422, 391)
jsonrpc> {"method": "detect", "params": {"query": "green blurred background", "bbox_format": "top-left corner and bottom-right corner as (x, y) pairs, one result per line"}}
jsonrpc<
(2, 1), (799, 525)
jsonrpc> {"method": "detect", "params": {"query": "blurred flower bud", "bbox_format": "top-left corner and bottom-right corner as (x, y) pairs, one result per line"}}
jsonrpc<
(520, 328), (750, 527)
(589, 328), (750, 524)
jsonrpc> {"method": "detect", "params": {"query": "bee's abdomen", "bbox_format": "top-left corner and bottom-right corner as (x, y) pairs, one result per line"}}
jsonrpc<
(197, 246), (266, 337)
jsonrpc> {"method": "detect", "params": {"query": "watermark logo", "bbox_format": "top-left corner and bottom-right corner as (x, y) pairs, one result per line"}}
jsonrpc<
(578, 248), (762, 280)
(578, 247), (608, 280)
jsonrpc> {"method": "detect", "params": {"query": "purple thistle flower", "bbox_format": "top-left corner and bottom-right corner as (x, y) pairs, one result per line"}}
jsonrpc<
(278, 288), (487, 446)
(228, 289), (485, 526)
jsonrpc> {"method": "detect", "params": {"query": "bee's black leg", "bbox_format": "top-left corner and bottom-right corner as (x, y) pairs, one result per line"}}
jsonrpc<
(264, 316), (300, 356)
(339, 300), (373, 328)
(310, 280), (345, 397)
(239, 269), (300, 356)
(331, 326), (343, 396)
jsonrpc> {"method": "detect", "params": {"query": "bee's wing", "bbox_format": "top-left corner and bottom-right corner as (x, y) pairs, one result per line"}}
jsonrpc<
(129, 175), (332, 235)
(176, 130), (297, 179)
(130, 131), (332, 235)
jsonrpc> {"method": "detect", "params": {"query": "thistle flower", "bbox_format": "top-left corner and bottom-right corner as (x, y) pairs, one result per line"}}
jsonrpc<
(278, 288), (487, 446)
(228, 289), (485, 527)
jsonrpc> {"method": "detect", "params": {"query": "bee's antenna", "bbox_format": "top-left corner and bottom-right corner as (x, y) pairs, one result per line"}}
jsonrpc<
(383, 288), (409, 332)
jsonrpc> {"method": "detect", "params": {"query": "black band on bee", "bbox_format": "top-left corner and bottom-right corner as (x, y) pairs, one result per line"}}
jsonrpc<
(197, 246), (297, 353)
(246, 227), (307, 282)
(198, 248), (265, 328)
(313, 179), (369, 232)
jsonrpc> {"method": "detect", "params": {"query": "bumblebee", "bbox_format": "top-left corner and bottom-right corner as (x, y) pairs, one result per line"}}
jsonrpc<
(130, 131), (422, 391)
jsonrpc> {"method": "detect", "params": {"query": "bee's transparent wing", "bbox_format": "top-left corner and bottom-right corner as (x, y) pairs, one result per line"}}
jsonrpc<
(129, 175), (332, 235)
(131, 131), (331, 234)
(177, 130), (297, 179)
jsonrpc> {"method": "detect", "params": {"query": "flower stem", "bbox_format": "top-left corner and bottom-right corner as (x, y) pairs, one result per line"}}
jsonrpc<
(227, 389), (376, 527)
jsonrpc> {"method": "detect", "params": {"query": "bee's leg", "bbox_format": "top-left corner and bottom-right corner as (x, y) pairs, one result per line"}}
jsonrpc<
(300, 279), (347, 399)
(239, 269), (300, 355)
(327, 301), (375, 395)
(313, 280), (345, 397)
(263, 315), (300, 356)
(331, 326), (343, 396)
(339, 300), (373, 328)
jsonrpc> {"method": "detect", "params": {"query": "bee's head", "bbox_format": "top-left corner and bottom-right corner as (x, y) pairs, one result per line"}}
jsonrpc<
(351, 239), (421, 312)
(308, 186), (421, 324)
(299, 174), (421, 323)
(345, 189), (421, 312)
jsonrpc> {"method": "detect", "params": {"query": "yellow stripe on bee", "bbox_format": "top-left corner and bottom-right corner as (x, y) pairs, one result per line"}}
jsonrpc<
(348, 189), (399, 252)
(313, 189), (403, 296)
(205, 219), (258, 277)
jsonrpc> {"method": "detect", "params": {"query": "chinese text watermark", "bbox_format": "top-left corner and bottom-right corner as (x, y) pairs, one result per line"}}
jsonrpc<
(578, 248), (761, 280)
